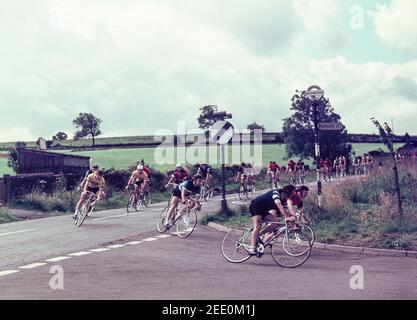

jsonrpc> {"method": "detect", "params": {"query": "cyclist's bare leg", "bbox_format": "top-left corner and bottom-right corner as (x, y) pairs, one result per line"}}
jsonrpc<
(250, 215), (263, 251)
(75, 192), (88, 213)
(166, 196), (180, 224)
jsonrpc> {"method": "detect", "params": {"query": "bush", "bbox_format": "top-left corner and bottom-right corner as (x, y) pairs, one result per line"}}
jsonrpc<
(0, 208), (18, 224)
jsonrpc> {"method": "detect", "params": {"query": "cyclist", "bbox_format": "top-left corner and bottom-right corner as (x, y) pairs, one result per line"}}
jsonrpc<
(236, 162), (247, 184)
(165, 175), (203, 228)
(126, 164), (150, 195)
(79, 165), (99, 190)
(197, 163), (213, 189)
(296, 160), (305, 184)
(286, 160), (296, 184)
(245, 163), (255, 190)
(334, 157), (341, 179)
(340, 156), (347, 177)
(267, 161), (280, 187)
(166, 164), (189, 187)
(74, 169), (106, 219)
(353, 157), (360, 175)
(248, 185), (310, 255)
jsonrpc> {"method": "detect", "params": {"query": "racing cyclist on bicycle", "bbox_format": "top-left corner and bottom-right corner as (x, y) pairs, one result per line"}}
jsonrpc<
(165, 175), (203, 228)
(286, 160), (296, 184)
(296, 160), (305, 184)
(197, 163), (213, 186)
(74, 169), (106, 219)
(126, 165), (150, 196)
(166, 164), (189, 187)
(248, 185), (309, 255)
(267, 161), (280, 187)
(236, 162), (247, 183)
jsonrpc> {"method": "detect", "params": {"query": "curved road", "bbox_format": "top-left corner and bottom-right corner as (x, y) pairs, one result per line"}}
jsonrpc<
(0, 190), (416, 300)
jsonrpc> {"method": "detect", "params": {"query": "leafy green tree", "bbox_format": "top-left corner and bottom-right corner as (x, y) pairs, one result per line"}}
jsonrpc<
(52, 132), (68, 141)
(73, 113), (102, 146)
(282, 89), (352, 161)
(197, 105), (232, 129)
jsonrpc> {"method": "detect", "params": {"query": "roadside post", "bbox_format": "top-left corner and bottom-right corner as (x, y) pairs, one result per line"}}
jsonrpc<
(210, 120), (234, 213)
(306, 85), (324, 207)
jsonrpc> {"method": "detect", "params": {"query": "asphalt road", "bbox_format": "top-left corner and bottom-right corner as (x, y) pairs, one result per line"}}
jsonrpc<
(1, 188), (417, 300)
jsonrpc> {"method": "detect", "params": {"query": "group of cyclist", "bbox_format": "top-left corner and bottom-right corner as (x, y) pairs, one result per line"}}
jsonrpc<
(266, 160), (306, 188)
(352, 154), (374, 176)
(72, 159), (311, 258)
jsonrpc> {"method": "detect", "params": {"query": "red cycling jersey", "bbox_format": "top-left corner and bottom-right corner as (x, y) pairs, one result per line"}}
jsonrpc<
(268, 163), (279, 172)
(287, 161), (296, 171)
(172, 169), (188, 183)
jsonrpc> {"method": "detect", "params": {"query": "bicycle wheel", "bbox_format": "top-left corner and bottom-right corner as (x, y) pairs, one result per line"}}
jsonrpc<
(271, 230), (311, 268)
(283, 229), (311, 257)
(221, 228), (252, 263)
(143, 191), (152, 207)
(75, 200), (90, 227)
(176, 209), (198, 238)
(127, 193), (136, 213)
(300, 224), (315, 246)
(157, 207), (170, 233)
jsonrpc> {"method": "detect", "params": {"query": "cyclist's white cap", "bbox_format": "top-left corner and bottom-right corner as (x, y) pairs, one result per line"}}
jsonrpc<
(137, 165), (144, 170)
(176, 164), (182, 168)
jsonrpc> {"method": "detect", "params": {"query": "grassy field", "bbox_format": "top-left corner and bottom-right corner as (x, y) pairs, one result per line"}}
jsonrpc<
(0, 143), (402, 177)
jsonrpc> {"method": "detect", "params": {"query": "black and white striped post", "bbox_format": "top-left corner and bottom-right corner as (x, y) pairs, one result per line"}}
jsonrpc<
(211, 120), (234, 213)
(306, 85), (324, 207)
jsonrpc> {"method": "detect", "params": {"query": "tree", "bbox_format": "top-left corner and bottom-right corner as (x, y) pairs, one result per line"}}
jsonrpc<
(7, 141), (27, 173)
(247, 122), (265, 133)
(282, 89), (352, 161)
(197, 105), (232, 129)
(371, 118), (403, 220)
(72, 113), (102, 146)
(52, 132), (68, 141)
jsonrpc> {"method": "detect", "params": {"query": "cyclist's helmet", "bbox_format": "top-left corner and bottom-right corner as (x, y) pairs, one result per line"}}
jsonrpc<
(176, 164), (182, 169)
(296, 185), (309, 192)
(137, 165), (144, 170)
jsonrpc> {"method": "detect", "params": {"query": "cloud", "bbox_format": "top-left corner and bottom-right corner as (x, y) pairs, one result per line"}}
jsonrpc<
(389, 77), (417, 101)
(1, 0), (417, 143)
(369, 0), (417, 54)
(293, 0), (349, 51)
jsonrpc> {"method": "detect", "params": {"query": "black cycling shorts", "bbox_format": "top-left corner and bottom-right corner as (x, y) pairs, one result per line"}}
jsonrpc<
(87, 187), (100, 195)
(249, 202), (272, 218)
(135, 180), (145, 186)
(172, 188), (182, 198)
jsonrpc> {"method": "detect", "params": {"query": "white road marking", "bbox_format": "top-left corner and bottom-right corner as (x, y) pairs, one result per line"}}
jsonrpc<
(156, 235), (171, 238)
(0, 229), (37, 237)
(107, 244), (125, 249)
(90, 248), (110, 252)
(142, 237), (158, 242)
(69, 252), (92, 257)
(46, 256), (71, 262)
(0, 270), (20, 277)
(126, 241), (142, 245)
(19, 263), (47, 269)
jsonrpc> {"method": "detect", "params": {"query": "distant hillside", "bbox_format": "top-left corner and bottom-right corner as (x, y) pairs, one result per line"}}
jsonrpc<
(0, 132), (416, 151)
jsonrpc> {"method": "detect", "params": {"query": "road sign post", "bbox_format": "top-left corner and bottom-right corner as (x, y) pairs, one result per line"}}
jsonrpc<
(210, 120), (234, 213)
(306, 85), (324, 207)
(318, 122), (344, 131)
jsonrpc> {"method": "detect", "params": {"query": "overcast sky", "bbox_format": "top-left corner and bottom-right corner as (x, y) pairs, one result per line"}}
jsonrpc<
(1, 0), (417, 142)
